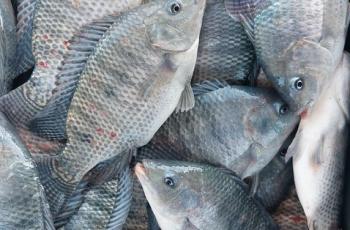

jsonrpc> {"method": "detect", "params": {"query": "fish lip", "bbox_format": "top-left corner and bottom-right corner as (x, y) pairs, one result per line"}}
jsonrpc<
(135, 162), (147, 178)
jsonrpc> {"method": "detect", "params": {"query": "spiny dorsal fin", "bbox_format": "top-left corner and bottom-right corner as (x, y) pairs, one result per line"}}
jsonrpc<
(192, 79), (230, 96)
(29, 15), (119, 140)
(176, 83), (195, 113)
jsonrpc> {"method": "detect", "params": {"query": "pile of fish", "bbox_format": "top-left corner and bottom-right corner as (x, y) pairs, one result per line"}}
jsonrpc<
(0, 0), (349, 229)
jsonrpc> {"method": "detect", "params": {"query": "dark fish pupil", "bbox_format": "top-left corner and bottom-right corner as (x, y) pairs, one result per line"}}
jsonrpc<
(280, 148), (287, 157)
(171, 3), (181, 14)
(294, 78), (304, 90)
(279, 105), (288, 115)
(164, 177), (175, 187)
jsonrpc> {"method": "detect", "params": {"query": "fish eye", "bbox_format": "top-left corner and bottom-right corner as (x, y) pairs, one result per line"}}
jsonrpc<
(294, 78), (304, 90)
(169, 2), (181, 14)
(164, 177), (176, 187)
(279, 104), (288, 115)
(280, 148), (287, 157)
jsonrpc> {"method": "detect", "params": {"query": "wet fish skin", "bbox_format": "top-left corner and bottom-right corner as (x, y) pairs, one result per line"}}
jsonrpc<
(0, 112), (54, 229)
(138, 83), (298, 179)
(34, 0), (205, 217)
(288, 52), (350, 229)
(192, 0), (256, 85)
(225, 0), (349, 113)
(0, 0), (16, 94)
(0, 0), (144, 127)
(135, 160), (278, 230)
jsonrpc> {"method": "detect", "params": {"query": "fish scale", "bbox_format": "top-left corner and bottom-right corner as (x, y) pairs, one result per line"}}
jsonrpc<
(136, 160), (278, 229)
(138, 83), (298, 179)
(191, 0), (256, 84)
(225, 0), (349, 112)
(0, 112), (54, 230)
(31, 0), (205, 218)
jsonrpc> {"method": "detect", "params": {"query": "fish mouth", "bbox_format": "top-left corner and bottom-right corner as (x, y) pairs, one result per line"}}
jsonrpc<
(135, 163), (147, 178)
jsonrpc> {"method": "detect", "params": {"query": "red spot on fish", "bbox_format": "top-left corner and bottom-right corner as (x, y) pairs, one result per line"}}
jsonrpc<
(290, 215), (306, 223)
(42, 34), (49, 40)
(63, 40), (70, 49)
(110, 131), (118, 140)
(38, 61), (49, 68)
(96, 128), (104, 136)
(300, 109), (308, 120)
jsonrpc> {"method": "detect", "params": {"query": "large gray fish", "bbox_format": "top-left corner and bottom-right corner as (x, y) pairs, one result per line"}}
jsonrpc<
(225, 0), (349, 113)
(0, 0), (144, 127)
(0, 0), (16, 94)
(138, 82), (298, 179)
(13, 0), (38, 76)
(31, 0), (205, 218)
(0, 112), (54, 229)
(135, 160), (278, 230)
(192, 0), (256, 85)
(287, 52), (350, 229)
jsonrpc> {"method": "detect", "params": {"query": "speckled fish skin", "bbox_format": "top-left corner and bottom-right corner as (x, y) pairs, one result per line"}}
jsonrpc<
(288, 53), (350, 229)
(135, 160), (278, 230)
(0, 0), (144, 127)
(0, 112), (54, 230)
(0, 0), (16, 94)
(14, 0), (38, 76)
(138, 84), (298, 179)
(255, 154), (293, 211)
(192, 0), (256, 85)
(35, 0), (205, 217)
(225, 0), (349, 113)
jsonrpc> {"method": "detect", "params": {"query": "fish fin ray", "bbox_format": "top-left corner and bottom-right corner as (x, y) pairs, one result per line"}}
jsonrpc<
(192, 79), (230, 96)
(176, 83), (195, 113)
(29, 16), (117, 140)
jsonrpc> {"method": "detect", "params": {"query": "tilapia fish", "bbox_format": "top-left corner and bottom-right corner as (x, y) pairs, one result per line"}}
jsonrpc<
(226, 0), (349, 113)
(0, 112), (54, 229)
(31, 0), (205, 218)
(138, 81), (298, 179)
(0, 0), (144, 126)
(192, 0), (256, 85)
(288, 52), (350, 229)
(135, 160), (278, 230)
(0, 0), (16, 94)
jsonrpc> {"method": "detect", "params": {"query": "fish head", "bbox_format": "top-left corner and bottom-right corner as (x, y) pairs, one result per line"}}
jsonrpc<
(144, 0), (206, 52)
(135, 160), (203, 216)
(267, 39), (333, 114)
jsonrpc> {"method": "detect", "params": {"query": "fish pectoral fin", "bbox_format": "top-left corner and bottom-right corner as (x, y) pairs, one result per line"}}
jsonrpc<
(311, 135), (326, 166)
(248, 173), (260, 197)
(30, 16), (118, 140)
(192, 79), (230, 96)
(285, 129), (302, 162)
(176, 83), (195, 113)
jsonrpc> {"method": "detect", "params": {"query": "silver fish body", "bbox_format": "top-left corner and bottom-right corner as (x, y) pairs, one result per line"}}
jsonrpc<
(289, 52), (350, 229)
(226, 0), (349, 113)
(0, 112), (54, 229)
(138, 83), (298, 179)
(135, 160), (278, 230)
(33, 0), (205, 217)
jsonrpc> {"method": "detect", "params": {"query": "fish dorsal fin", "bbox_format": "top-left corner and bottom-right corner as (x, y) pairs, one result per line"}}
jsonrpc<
(15, 0), (37, 75)
(216, 166), (249, 190)
(225, 0), (271, 43)
(192, 79), (230, 96)
(29, 16), (118, 140)
(176, 83), (195, 113)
